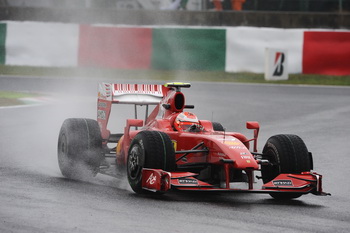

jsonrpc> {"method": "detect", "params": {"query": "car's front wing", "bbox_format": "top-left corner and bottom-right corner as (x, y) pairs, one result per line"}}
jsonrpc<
(141, 169), (330, 196)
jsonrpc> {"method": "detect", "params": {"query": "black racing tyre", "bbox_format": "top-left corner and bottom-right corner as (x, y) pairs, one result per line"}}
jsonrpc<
(261, 134), (312, 199)
(212, 122), (225, 131)
(127, 131), (175, 194)
(57, 118), (103, 181)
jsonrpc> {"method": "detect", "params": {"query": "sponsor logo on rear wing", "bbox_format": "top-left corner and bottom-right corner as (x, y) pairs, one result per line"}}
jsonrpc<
(114, 84), (163, 96)
(98, 83), (165, 104)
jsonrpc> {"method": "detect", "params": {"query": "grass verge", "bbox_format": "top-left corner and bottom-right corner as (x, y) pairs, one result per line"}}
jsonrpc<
(0, 91), (39, 107)
(1, 65), (350, 86)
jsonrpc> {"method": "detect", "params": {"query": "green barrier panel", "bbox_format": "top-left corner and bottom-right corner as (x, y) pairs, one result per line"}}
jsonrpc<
(151, 28), (226, 71)
(0, 24), (6, 64)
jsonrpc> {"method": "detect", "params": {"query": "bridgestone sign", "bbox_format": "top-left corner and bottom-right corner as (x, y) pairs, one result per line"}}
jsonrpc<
(265, 48), (288, 81)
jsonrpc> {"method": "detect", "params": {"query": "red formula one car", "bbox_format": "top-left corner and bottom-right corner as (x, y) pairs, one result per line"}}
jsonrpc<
(58, 82), (330, 199)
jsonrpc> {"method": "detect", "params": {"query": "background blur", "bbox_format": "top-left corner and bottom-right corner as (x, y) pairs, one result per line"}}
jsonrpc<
(0, 0), (349, 77)
(0, 0), (349, 12)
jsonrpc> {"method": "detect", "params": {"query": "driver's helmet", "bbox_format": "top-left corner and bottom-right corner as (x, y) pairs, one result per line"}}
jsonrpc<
(174, 112), (200, 131)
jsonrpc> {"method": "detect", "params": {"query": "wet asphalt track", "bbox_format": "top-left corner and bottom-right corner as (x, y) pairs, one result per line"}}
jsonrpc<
(1, 76), (350, 233)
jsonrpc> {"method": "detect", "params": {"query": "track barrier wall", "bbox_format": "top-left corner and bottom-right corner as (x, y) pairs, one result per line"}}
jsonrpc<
(0, 21), (349, 75)
(0, 23), (6, 64)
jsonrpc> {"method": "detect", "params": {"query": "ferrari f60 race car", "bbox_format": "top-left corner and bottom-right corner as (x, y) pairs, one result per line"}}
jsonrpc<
(58, 83), (330, 199)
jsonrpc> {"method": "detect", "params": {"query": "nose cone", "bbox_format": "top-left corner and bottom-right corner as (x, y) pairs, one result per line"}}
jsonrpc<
(214, 135), (259, 170)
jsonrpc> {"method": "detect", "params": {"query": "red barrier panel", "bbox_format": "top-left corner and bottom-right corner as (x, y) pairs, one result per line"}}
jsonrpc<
(78, 25), (152, 69)
(303, 31), (350, 75)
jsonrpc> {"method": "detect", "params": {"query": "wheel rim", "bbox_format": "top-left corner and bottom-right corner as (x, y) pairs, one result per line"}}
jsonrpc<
(262, 148), (279, 183)
(58, 134), (68, 164)
(128, 144), (143, 180)
(58, 133), (75, 177)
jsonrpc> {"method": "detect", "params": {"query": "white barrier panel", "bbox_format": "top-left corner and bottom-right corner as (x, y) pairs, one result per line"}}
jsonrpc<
(5, 21), (79, 67)
(264, 48), (288, 80)
(225, 27), (304, 74)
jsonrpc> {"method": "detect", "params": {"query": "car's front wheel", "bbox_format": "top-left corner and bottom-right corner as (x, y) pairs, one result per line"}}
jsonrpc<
(127, 131), (175, 194)
(261, 134), (312, 199)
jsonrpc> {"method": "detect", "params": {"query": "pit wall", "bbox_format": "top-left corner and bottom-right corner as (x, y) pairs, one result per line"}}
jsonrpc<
(1, 21), (350, 75)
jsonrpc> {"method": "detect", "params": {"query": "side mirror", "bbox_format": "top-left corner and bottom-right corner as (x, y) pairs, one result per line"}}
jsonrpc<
(246, 121), (260, 130)
(246, 121), (260, 152)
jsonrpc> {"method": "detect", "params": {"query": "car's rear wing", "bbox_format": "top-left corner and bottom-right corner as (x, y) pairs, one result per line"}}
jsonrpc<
(98, 83), (167, 105)
(98, 83), (169, 141)
(97, 82), (191, 142)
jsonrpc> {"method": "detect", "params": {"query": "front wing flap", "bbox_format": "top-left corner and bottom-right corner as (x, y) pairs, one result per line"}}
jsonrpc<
(261, 172), (330, 196)
(141, 169), (330, 196)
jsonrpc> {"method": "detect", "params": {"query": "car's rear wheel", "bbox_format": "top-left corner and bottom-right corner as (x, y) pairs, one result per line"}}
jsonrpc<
(261, 134), (312, 199)
(58, 118), (103, 181)
(127, 131), (175, 194)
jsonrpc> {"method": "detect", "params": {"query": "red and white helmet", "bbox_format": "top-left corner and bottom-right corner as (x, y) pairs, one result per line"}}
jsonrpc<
(174, 112), (200, 131)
